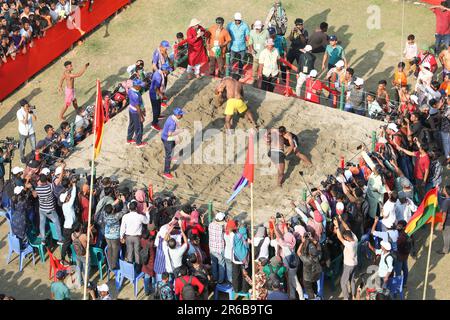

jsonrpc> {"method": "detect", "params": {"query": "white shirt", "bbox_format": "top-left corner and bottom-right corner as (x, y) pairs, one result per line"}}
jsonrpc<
(342, 233), (358, 266)
(119, 211), (150, 238)
(373, 230), (398, 251)
(62, 187), (77, 229)
(376, 249), (394, 277)
(395, 199), (417, 223)
(254, 236), (271, 260)
(224, 232), (234, 260)
(381, 200), (396, 229)
(403, 42), (418, 60)
(16, 108), (35, 136)
(259, 47), (279, 77)
(163, 243), (187, 273)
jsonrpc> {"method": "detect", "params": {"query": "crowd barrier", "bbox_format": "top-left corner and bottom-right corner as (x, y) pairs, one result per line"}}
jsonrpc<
(0, 0), (131, 101)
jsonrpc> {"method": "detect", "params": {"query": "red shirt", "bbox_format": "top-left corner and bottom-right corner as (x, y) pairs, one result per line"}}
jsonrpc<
(414, 151), (430, 180)
(432, 8), (450, 34)
(174, 275), (204, 300)
(78, 194), (90, 223)
(418, 51), (438, 73)
(304, 78), (332, 104)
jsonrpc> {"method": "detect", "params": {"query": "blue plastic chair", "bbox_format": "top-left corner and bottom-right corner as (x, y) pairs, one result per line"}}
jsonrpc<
(90, 247), (106, 280)
(214, 282), (234, 300)
(387, 276), (404, 300)
(6, 232), (35, 272)
(116, 258), (145, 297)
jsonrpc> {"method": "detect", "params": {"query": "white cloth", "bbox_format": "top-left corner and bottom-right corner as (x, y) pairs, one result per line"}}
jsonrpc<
(395, 199), (417, 223)
(259, 48), (279, 77)
(224, 232), (234, 260)
(342, 232), (358, 267)
(163, 243), (187, 273)
(381, 200), (397, 229)
(62, 187), (77, 229)
(16, 108), (35, 136)
(403, 42), (418, 60)
(119, 211), (150, 238)
(254, 237), (271, 260)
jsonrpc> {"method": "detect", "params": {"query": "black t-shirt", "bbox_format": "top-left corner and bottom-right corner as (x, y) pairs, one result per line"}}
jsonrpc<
(289, 29), (309, 50)
(410, 122), (423, 138)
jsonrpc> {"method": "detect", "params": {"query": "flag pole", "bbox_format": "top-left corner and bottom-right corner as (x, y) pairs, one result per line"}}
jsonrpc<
(250, 182), (256, 300)
(422, 218), (435, 300)
(83, 80), (99, 300)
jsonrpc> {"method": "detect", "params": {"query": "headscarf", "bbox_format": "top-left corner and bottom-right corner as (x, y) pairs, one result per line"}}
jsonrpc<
(226, 219), (237, 235)
(282, 232), (296, 250)
(135, 189), (148, 214)
(233, 227), (249, 264)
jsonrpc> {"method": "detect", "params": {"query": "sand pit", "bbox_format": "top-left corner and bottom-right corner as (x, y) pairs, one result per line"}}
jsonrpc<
(65, 72), (382, 224)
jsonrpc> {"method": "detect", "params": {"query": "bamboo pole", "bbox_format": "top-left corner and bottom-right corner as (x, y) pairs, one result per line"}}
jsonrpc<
(250, 182), (256, 300)
(422, 220), (435, 300)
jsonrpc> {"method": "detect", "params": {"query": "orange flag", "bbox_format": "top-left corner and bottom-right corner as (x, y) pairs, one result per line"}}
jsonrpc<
(94, 80), (104, 159)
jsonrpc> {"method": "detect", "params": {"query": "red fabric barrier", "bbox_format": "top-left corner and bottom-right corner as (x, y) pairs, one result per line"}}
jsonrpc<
(0, 0), (130, 101)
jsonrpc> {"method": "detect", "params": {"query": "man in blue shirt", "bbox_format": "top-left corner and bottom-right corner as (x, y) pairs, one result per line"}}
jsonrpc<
(150, 63), (172, 131)
(161, 108), (185, 180)
(152, 40), (171, 71)
(127, 80), (147, 148)
(227, 12), (250, 76)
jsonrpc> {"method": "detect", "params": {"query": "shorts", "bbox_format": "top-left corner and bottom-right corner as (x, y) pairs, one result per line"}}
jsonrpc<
(268, 150), (285, 164)
(224, 98), (248, 116)
(65, 87), (76, 107)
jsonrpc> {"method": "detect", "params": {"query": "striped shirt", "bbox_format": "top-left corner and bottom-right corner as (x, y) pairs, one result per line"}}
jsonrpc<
(208, 221), (225, 254)
(35, 183), (56, 212)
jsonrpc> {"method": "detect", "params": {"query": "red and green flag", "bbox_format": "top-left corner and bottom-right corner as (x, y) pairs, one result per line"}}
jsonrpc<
(93, 80), (104, 160)
(405, 188), (444, 236)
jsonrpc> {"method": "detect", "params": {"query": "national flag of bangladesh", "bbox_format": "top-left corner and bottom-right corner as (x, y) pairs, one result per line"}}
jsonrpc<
(405, 188), (444, 236)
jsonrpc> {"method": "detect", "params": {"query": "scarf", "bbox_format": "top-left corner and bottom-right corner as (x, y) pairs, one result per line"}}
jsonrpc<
(225, 220), (237, 235)
(282, 232), (296, 250)
(134, 189), (148, 214)
(233, 227), (249, 264)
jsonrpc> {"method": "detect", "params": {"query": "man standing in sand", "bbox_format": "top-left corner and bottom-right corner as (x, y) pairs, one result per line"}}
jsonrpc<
(215, 75), (257, 132)
(278, 126), (312, 166)
(265, 128), (285, 187)
(439, 45), (450, 80)
(58, 61), (89, 120)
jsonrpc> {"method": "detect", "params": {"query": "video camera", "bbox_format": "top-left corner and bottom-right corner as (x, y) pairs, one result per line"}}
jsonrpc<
(0, 137), (19, 150)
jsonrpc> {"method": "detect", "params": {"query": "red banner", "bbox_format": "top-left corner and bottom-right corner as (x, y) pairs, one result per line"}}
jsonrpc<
(0, 0), (130, 101)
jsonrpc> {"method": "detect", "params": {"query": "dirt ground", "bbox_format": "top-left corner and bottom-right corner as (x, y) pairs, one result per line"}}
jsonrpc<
(0, 0), (449, 300)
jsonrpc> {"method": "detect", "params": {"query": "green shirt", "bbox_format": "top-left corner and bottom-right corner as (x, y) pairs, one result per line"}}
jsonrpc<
(274, 35), (287, 57)
(263, 264), (286, 279)
(249, 29), (269, 59)
(51, 281), (71, 300)
(325, 45), (345, 66)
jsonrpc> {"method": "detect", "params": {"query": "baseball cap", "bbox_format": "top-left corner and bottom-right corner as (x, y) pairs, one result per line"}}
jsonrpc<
(160, 40), (171, 48)
(380, 240), (392, 251)
(41, 167), (51, 175)
(215, 212), (225, 221)
(56, 270), (67, 280)
(387, 123), (398, 133)
(295, 18), (304, 25)
(329, 35), (337, 41)
(335, 60), (345, 68)
(309, 69), (318, 77)
(133, 79), (146, 87)
(161, 63), (173, 72)
(173, 107), (185, 116)
(97, 283), (109, 292)
(234, 12), (242, 20)
(55, 166), (63, 176)
(354, 77), (364, 86)
(268, 27), (276, 35)
(14, 186), (24, 195)
(59, 192), (69, 203)
(266, 38), (275, 46)
(254, 20), (262, 29)
(12, 167), (24, 175)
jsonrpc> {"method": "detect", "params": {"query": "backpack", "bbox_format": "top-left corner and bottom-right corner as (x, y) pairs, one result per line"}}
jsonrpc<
(180, 276), (197, 300)
(154, 282), (173, 300)
(139, 242), (150, 265)
(73, 234), (86, 257)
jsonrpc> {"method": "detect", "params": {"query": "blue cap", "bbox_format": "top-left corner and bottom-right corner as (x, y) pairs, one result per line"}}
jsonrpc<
(329, 35), (337, 41)
(161, 40), (171, 48)
(133, 79), (146, 87)
(161, 63), (173, 72)
(56, 270), (67, 279)
(268, 27), (276, 35)
(173, 108), (185, 116)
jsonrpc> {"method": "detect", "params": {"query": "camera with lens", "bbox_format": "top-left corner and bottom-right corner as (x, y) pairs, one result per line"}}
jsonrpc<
(321, 174), (338, 188)
(276, 212), (284, 219)
(0, 137), (20, 150)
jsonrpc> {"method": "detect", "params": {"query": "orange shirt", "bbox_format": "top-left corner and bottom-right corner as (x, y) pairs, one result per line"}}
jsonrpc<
(439, 81), (450, 96)
(207, 25), (231, 57)
(393, 70), (407, 86)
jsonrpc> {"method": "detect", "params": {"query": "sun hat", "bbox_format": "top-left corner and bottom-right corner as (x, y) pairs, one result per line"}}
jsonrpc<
(387, 123), (398, 132)
(12, 167), (24, 175)
(13, 186), (24, 195)
(354, 77), (364, 86)
(254, 20), (262, 29)
(189, 18), (201, 27)
(234, 12), (242, 20)
(97, 283), (109, 292)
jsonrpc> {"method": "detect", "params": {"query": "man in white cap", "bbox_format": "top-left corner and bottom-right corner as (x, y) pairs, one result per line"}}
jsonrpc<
(326, 59), (346, 108)
(287, 18), (309, 66)
(208, 211), (226, 283)
(375, 240), (394, 289)
(89, 283), (112, 300)
(258, 38), (279, 92)
(345, 77), (366, 116)
(295, 44), (316, 96)
(11, 166), (25, 189)
(186, 18), (208, 79)
(304, 69), (333, 104)
(249, 20), (269, 85)
(227, 12), (250, 76)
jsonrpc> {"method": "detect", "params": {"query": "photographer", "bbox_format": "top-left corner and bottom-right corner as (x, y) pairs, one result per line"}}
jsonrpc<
(0, 144), (13, 205)
(16, 99), (36, 164)
(296, 232), (322, 299)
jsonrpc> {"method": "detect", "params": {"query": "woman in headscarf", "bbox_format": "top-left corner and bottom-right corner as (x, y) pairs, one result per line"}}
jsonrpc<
(182, 209), (205, 237)
(224, 219), (237, 283)
(134, 189), (149, 215)
(231, 225), (250, 293)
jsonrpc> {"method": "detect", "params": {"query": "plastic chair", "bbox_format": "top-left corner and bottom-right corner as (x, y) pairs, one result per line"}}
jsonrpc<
(234, 291), (251, 300)
(6, 233), (35, 272)
(387, 276), (404, 300)
(70, 244), (77, 265)
(90, 247), (106, 280)
(116, 258), (145, 297)
(214, 282), (234, 300)
(47, 248), (70, 281)
(47, 222), (63, 252)
(324, 254), (343, 291)
(27, 230), (47, 263)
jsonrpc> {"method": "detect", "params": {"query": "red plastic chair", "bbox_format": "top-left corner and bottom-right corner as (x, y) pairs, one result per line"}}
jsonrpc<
(47, 248), (70, 281)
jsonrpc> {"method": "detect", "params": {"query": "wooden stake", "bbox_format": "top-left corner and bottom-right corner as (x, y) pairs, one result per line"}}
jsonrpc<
(422, 220), (435, 300)
(250, 182), (256, 300)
